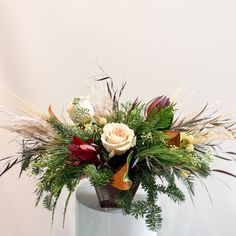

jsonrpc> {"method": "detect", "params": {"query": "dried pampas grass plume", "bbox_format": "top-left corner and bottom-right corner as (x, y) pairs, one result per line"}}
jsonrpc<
(0, 85), (55, 142)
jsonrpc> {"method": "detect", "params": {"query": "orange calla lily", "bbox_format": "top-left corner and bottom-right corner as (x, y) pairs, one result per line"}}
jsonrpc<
(111, 163), (132, 190)
(111, 154), (133, 190)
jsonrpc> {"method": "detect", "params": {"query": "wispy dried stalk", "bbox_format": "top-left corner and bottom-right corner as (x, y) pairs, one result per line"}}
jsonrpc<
(173, 104), (236, 144)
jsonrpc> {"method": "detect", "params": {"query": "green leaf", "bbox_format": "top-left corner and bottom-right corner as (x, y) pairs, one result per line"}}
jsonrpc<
(139, 105), (174, 135)
(123, 153), (133, 182)
(148, 105), (174, 130)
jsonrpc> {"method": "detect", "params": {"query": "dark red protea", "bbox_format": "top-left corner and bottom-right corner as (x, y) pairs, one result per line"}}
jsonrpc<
(66, 136), (100, 166)
(145, 96), (170, 118)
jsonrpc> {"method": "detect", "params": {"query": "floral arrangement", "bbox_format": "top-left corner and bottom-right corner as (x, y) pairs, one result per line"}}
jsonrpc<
(1, 77), (236, 232)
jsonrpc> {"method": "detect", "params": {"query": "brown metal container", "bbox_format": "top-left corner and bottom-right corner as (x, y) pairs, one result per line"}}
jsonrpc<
(95, 183), (140, 208)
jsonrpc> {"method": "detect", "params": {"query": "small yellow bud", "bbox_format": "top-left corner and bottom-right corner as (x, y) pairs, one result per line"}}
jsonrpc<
(98, 117), (107, 126)
(180, 171), (190, 179)
(180, 132), (188, 141)
(84, 124), (93, 131)
(186, 144), (194, 152)
(187, 135), (194, 143)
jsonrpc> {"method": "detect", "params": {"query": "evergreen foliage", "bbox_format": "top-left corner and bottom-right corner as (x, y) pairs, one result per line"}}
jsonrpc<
(115, 168), (186, 231)
(84, 165), (113, 187)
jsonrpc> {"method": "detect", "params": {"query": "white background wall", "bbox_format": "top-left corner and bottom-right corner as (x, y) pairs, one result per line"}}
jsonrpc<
(1, 0), (236, 235)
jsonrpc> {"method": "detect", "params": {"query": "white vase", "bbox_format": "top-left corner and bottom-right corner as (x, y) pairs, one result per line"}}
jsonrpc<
(75, 179), (157, 236)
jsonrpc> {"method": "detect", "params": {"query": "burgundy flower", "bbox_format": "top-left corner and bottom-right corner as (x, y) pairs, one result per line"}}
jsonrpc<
(66, 136), (100, 166)
(145, 96), (170, 118)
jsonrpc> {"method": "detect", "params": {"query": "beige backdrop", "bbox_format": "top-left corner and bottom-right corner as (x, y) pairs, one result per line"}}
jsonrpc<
(1, 0), (236, 236)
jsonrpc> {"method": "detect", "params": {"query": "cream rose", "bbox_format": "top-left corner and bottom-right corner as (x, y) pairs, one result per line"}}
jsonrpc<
(101, 123), (136, 157)
(67, 97), (95, 123)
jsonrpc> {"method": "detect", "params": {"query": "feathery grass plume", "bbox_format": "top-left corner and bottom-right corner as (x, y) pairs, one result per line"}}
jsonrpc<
(0, 86), (56, 142)
(0, 109), (55, 142)
(0, 86), (59, 177)
(0, 85), (45, 119)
